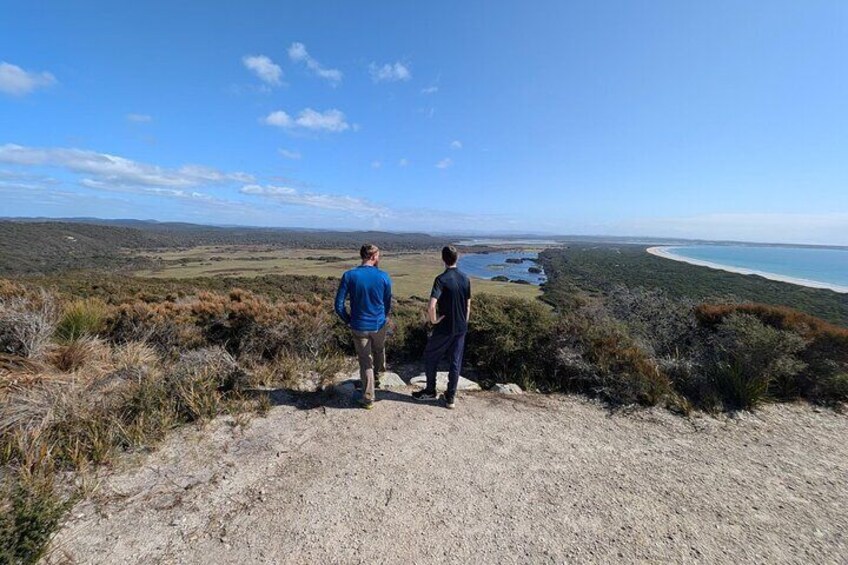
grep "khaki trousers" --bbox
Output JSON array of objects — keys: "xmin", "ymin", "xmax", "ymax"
[{"xmin": 351, "ymin": 325, "xmax": 387, "ymax": 403}]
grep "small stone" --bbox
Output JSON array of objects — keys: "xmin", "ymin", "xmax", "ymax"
[{"xmin": 491, "ymin": 383, "xmax": 523, "ymax": 394}]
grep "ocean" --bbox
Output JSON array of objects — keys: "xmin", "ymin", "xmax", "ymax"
[{"xmin": 664, "ymin": 245, "xmax": 848, "ymax": 289}]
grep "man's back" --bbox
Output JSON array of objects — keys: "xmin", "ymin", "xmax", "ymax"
[
  {"xmin": 335, "ymin": 265, "xmax": 392, "ymax": 331},
  {"xmin": 431, "ymin": 268, "xmax": 471, "ymax": 336}
]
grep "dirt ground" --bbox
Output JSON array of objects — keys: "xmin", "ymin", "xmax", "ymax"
[{"xmin": 45, "ymin": 389, "xmax": 848, "ymax": 564}]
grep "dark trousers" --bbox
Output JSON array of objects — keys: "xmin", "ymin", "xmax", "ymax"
[{"xmin": 424, "ymin": 331, "xmax": 466, "ymax": 397}]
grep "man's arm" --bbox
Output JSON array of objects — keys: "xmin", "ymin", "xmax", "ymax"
[
  {"xmin": 334, "ymin": 273, "xmax": 351, "ymax": 325},
  {"xmin": 428, "ymin": 297, "xmax": 444, "ymax": 325},
  {"xmin": 428, "ymin": 276, "xmax": 444, "ymax": 325},
  {"xmin": 383, "ymin": 274, "xmax": 393, "ymax": 319},
  {"xmin": 466, "ymin": 278, "xmax": 472, "ymax": 322}
]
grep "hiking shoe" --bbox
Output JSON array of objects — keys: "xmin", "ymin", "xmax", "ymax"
[
  {"xmin": 359, "ymin": 399, "xmax": 374, "ymax": 410},
  {"xmin": 442, "ymin": 394, "xmax": 456, "ymax": 410},
  {"xmin": 412, "ymin": 389, "xmax": 437, "ymax": 400}
]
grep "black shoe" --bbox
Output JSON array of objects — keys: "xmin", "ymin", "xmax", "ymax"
[
  {"xmin": 442, "ymin": 393, "xmax": 456, "ymax": 410},
  {"xmin": 412, "ymin": 389, "xmax": 437, "ymax": 400}
]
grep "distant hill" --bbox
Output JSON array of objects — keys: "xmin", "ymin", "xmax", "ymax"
[{"xmin": 0, "ymin": 220, "xmax": 443, "ymax": 275}]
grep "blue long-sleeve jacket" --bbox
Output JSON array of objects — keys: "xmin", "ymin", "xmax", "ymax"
[{"xmin": 334, "ymin": 265, "xmax": 392, "ymax": 331}]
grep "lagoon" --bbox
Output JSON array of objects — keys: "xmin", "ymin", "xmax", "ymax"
[{"xmin": 459, "ymin": 251, "xmax": 546, "ymax": 285}]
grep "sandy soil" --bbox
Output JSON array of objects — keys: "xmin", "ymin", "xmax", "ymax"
[{"xmin": 45, "ymin": 389, "xmax": 848, "ymax": 564}]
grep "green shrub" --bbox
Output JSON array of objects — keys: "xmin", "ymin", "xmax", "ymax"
[
  {"xmin": 0, "ymin": 474, "xmax": 76, "ymax": 565},
  {"xmin": 466, "ymin": 295, "xmax": 555, "ymax": 388},
  {"xmin": 55, "ymin": 299, "xmax": 108, "ymax": 342},
  {"xmin": 707, "ymin": 313, "xmax": 807, "ymax": 408},
  {"xmin": 552, "ymin": 311, "xmax": 673, "ymax": 406}
]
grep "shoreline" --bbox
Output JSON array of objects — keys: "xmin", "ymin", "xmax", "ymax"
[{"xmin": 646, "ymin": 246, "xmax": 848, "ymax": 294}]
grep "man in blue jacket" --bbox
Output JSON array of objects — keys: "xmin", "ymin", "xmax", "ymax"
[{"xmin": 334, "ymin": 243, "xmax": 393, "ymax": 409}]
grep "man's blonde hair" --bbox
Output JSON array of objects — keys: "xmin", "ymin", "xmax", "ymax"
[{"xmin": 360, "ymin": 243, "xmax": 380, "ymax": 260}]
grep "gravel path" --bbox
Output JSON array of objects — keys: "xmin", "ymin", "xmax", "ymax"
[{"xmin": 46, "ymin": 389, "xmax": 848, "ymax": 564}]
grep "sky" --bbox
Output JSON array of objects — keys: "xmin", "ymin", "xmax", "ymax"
[{"xmin": 1, "ymin": 1, "xmax": 847, "ymax": 244}]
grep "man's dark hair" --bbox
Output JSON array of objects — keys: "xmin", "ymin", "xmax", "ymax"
[
  {"xmin": 441, "ymin": 245, "xmax": 459, "ymax": 266},
  {"xmin": 360, "ymin": 243, "xmax": 380, "ymax": 260}
]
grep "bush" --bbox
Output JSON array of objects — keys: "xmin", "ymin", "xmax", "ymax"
[
  {"xmin": 551, "ymin": 311, "xmax": 673, "ymax": 406},
  {"xmin": 0, "ymin": 293, "xmax": 59, "ymax": 358},
  {"xmin": 706, "ymin": 313, "xmax": 807, "ymax": 409},
  {"xmin": 0, "ymin": 473, "xmax": 76, "ymax": 565},
  {"xmin": 55, "ymin": 298, "xmax": 108, "ymax": 342},
  {"xmin": 466, "ymin": 295, "xmax": 556, "ymax": 388},
  {"xmin": 605, "ymin": 285, "xmax": 699, "ymax": 357}
]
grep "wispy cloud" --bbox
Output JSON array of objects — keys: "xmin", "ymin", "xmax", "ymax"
[
  {"xmin": 0, "ymin": 144, "xmax": 253, "ymax": 189},
  {"xmin": 369, "ymin": 61, "xmax": 411, "ymax": 83},
  {"xmin": 127, "ymin": 113, "xmax": 153, "ymax": 123},
  {"xmin": 421, "ymin": 85, "xmax": 438, "ymax": 95},
  {"xmin": 0, "ymin": 62, "xmax": 56, "ymax": 96},
  {"xmin": 263, "ymin": 108, "xmax": 350, "ymax": 133},
  {"xmin": 288, "ymin": 42, "xmax": 342, "ymax": 86},
  {"xmin": 450, "ymin": 140, "xmax": 462, "ymax": 150},
  {"xmin": 240, "ymin": 184, "xmax": 388, "ymax": 216},
  {"xmin": 371, "ymin": 160, "xmax": 382, "ymax": 169},
  {"xmin": 278, "ymin": 148, "xmax": 302, "ymax": 160},
  {"xmin": 435, "ymin": 158, "xmax": 452, "ymax": 169},
  {"xmin": 398, "ymin": 158, "xmax": 409, "ymax": 167},
  {"xmin": 242, "ymin": 55, "xmax": 283, "ymax": 86}
]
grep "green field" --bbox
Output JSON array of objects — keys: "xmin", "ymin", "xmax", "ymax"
[{"xmin": 135, "ymin": 246, "xmax": 541, "ymax": 300}]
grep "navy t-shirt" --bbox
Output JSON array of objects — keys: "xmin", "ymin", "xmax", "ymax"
[{"xmin": 430, "ymin": 268, "xmax": 471, "ymax": 336}]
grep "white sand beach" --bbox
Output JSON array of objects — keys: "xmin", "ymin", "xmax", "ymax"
[{"xmin": 646, "ymin": 246, "xmax": 848, "ymax": 294}]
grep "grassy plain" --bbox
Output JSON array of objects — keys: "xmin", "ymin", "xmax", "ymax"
[{"xmin": 134, "ymin": 246, "xmax": 541, "ymax": 300}]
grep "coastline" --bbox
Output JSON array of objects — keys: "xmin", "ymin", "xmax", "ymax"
[{"xmin": 646, "ymin": 246, "xmax": 848, "ymax": 294}]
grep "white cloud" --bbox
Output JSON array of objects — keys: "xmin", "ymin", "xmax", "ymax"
[
  {"xmin": 0, "ymin": 143, "xmax": 254, "ymax": 189},
  {"xmin": 242, "ymin": 55, "xmax": 283, "ymax": 86},
  {"xmin": 0, "ymin": 62, "xmax": 56, "ymax": 96},
  {"xmin": 287, "ymin": 42, "xmax": 342, "ymax": 85},
  {"xmin": 371, "ymin": 160, "xmax": 382, "ymax": 169},
  {"xmin": 264, "ymin": 110, "xmax": 292, "ymax": 128},
  {"xmin": 263, "ymin": 108, "xmax": 350, "ymax": 132},
  {"xmin": 278, "ymin": 148, "xmax": 302, "ymax": 160},
  {"xmin": 450, "ymin": 140, "xmax": 462, "ymax": 150},
  {"xmin": 127, "ymin": 113, "xmax": 152, "ymax": 123},
  {"xmin": 398, "ymin": 158, "xmax": 409, "ymax": 167},
  {"xmin": 369, "ymin": 61, "xmax": 411, "ymax": 83},
  {"xmin": 421, "ymin": 85, "xmax": 438, "ymax": 95},
  {"xmin": 435, "ymin": 158, "xmax": 452, "ymax": 169},
  {"xmin": 240, "ymin": 184, "xmax": 387, "ymax": 215}
]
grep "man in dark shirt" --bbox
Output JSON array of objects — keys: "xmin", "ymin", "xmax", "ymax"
[
  {"xmin": 334, "ymin": 243, "xmax": 393, "ymax": 409},
  {"xmin": 413, "ymin": 245, "xmax": 471, "ymax": 409}
]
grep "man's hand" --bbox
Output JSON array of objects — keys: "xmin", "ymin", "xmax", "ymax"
[{"xmin": 434, "ymin": 315, "xmax": 445, "ymax": 324}]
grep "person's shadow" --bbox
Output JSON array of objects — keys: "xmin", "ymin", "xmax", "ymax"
[{"xmin": 245, "ymin": 377, "xmax": 436, "ymax": 412}]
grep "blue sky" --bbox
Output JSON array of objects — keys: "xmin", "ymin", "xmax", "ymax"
[{"xmin": 1, "ymin": 1, "xmax": 847, "ymax": 244}]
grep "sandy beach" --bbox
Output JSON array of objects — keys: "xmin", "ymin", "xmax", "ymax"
[{"xmin": 646, "ymin": 246, "xmax": 848, "ymax": 294}]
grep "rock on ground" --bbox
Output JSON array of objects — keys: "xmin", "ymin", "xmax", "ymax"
[
  {"xmin": 491, "ymin": 383, "xmax": 523, "ymax": 394},
  {"xmin": 45, "ymin": 393, "xmax": 848, "ymax": 564},
  {"xmin": 409, "ymin": 372, "xmax": 481, "ymax": 391}
]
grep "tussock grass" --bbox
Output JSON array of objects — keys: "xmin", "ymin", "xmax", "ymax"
[{"xmin": 55, "ymin": 299, "xmax": 108, "ymax": 342}]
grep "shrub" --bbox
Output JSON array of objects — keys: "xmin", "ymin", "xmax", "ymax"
[
  {"xmin": 466, "ymin": 295, "xmax": 555, "ymax": 388},
  {"xmin": 604, "ymin": 285, "xmax": 699, "ymax": 357},
  {"xmin": 0, "ymin": 472, "xmax": 76, "ymax": 565},
  {"xmin": 0, "ymin": 293, "xmax": 59, "ymax": 358},
  {"xmin": 552, "ymin": 312, "xmax": 673, "ymax": 406},
  {"xmin": 55, "ymin": 298, "xmax": 108, "ymax": 342},
  {"xmin": 706, "ymin": 313, "xmax": 807, "ymax": 408}
]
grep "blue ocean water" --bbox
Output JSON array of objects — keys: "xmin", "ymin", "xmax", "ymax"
[
  {"xmin": 458, "ymin": 251, "xmax": 546, "ymax": 285},
  {"xmin": 667, "ymin": 245, "xmax": 848, "ymax": 288}
]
